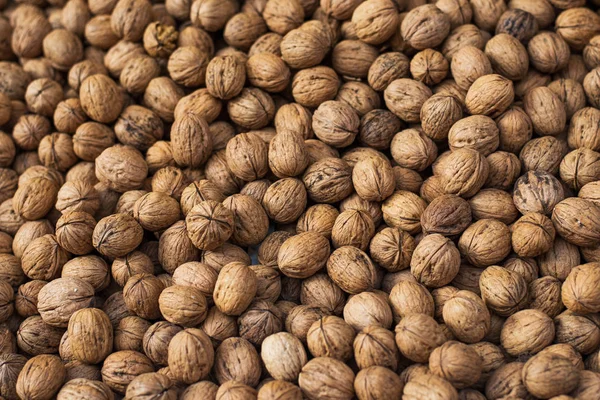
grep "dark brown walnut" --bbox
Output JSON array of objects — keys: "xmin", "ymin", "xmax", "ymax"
[
  {"xmin": 500, "ymin": 309, "xmax": 554, "ymax": 356},
  {"xmin": 495, "ymin": 8, "xmax": 538, "ymax": 42},
  {"xmin": 167, "ymin": 328, "xmax": 214, "ymax": 384},
  {"xmin": 16, "ymin": 315, "xmax": 63, "ymax": 355},
  {"xmin": 22, "ymin": 234, "xmax": 69, "ymax": 281},
  {"xmin": 367, "ymin": 52, "xmax": 410, "ymax": 92},
  {"xmin": 113, "ymin": 105, "xmax": 163, "ymax": 152},
  {"xmin": 485, "ymin": 362, "xmax": 528, "ymax": 400},
  {"xmin": 421, "ymin": 195, "xmax": 472, "ymax": 237},
  {"xmin": 513, "ymin": 170, "xmax": 564, "ymax": 215},
  {"xmin": 303, "ymin": 157, "xmax": 353, "ymax": 203},
  {"xmin": 56, "ymin": 211, "xmax": 96, "ymax": 255},
  {"xmin": 92, "ymin": 213, "xmax": 143, "ymax": 258},
  {"xmin": 479, "ymin": 266, "xmax": 528, "ymax": 316},
  {"xmin": 238, "ymin": 300, "xmax": 283, "ymax": 345},
  {"xmin": 101, "ymin": 350, "xmax": 154, "ymax": 394},
  {"xmin": 520, "ymin": 136, "xmax": 568, "ymax": 175},
  {"xmin": 395, "ymin": 313, "xmax": 447, "ymax": 363},
  {"xmin": 443, "ymin": 290, "xmax": 490, "ymax": 343}
]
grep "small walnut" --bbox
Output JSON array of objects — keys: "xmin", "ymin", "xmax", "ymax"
[
  {"xmin": 95, "ymin": 145, "xmax": 148, "ymax": 193},
  {"xmin": 443, "ymin": 290, "xmax": 490, "ymax": 343},
  {"xmin": 500, "ymin": 309, "xmax": 554, "ymax": 356},
  {"xmin": 484, "ymin": 362, "xmax": 528, "ymax": 400},
  {"xmin": 465, "ymin": 74, "xmax": 514, "ymax": 117},
  {"xmin": 213, "ymin": 262, "xmax": 257, "ymax": 316},
  {"xmin": 524, "ymin": 86, "xmax": 567, "ymax": 137},
  {"xmin": 538, "ymin": 237, "xmax": 580, "ymax": 281},
  {"xmin": 389, "ymin": 280, "xmax": 434, "ymax": 321},
  {"xmin": 326, "ymin": 246, "xmax": 377, "ymax": 294},
  {"xmin": 420, "ymin": 94, "xmax": 463, "ymax": 141},
  {"xmin": 520, "ymin": 136, "xmax": 568, "ymax": 175},
  {"xmin": 448, "ymin": 115, "xmax": 499, "ymax": 155},
  {"xmin": 306, "ymin": 316, "xmax": 354, "ymax": 361},
  {"xmin": 410, "ymin": 49, "xmax": 449, "ymax": 86},
  {"xmin": 369, "ymin": 227, "xmax": 415, "ymax": 273},
  {"xmin": 143, "ymin": 321, "xmax": 182, "ymax": 366},
  {"xmin": 395, "ymin": 313, "xmax": 447, "ymax": 363},
  {"xmin": 367, "ymin": 52, "xmax": 410, "ymax": 92},
  {"xmin": 262, "ymin": 178, "xmax": 307, "ymax": 224},
  {"xmin": 185, "ymin": 200, "xmax": 234, "ymax": 251}
]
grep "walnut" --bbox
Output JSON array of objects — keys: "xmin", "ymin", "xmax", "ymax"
[
  {"xmin": 522, "ymin": 352, "xmax": 580, "ymax": 398},
  {"xmin": 389, "ymin": 280, "xmax": 434, "ymax": 322},
  {"xmin": 562, "ymin": 262, "xmax": 600, "ymax": 314},
  {"xmin": 511, "ymin": 213, "xmax": 556, "ymax": 257},
  {"xmin": 421, "ymin": 195, "xmax": 472, "ymax": 237},
  {"xmin": 298, "ymin": 357, "xmax": 355, "ymax": 400},
  {"xmin": 200, "ymin": 307, "xmax": 238, "ymax": 346},
  {"xmin": 56, "ymin": 378, "xmax": 114, "ymax": 400},
  {"xmin": 167, "ymin": 328, "xmax": 214, "ymax": 384},
  {"xmin": 484, "ymin": 362, "xmax": 528, "ymax": 400},
  {"xmin": 556, "ymin": 7, "xmax": 600, "ymax": 50},
  {"xmin": 296, "ymin": 204, "xmax": 339, "ymax": 239},
  {"xmin": 213, "ymin": 262, "xmax": 257, "ymax": 316},
  {"xmin": 369, "ymin": 227, "xmax": 415, "ymax": 273},
  {"xmin": 520, "ymin": 136, "xmax": 568, "ymax": 175},
  {"xmin": 367, "ymin": 52, "xmax": 410, "ymax": 92},
  {"xmin": 401, "ymin": 4, "xmax": 451, "ymax": 50},
  {"xmin": 92, "ymin": 213, "xmax": 143, "ymax": 258},
  {"xmin": 303, "ymin": 157, "xmax": 353, "ymax": 203},
  {"xmin": 495, "ymin": 106, "xmax": 533, "ymax": 153},
  {"xmin": 395, "ymin": 313, "xmax": 447, "ymax": 363},
  {"xmin": 159, "ymin": 285, "xmax": 208, "ymax": 327},
  {"xmin": 67, "ymin": 308, "xmax": 113, "ymax": 364},
  {"xmin": 458, "ymin": 219, "xmax": 511, "ymax": 267},
  {"xmin": 278, "ymin": 232, "xmax": 330, "ymax": 279},
  {"xmin": 500, "ymin": 309, "xmax": 554, "ymax": 356},
  {"xmin": 429, "ymin": 341, "xmax": 482, "ymax": 389},
  {"xmin": 16, "ymin": 355, "xmax": 65, "ymax": 400},
  {"xmin": 213, "ymin": 337, "xmax": 260, "ymax": 386},
  {"xmin": 441, "ymin": 24, "xmax": 487, "ymax": 61},
  {"xmin": 21, "ymin": 236, "xmax": 67, "ymax": 281},
  {"xmin": 123, "ymin": 274, "xmax": 164, "ymax": 320},
  {"xmin": 384, "ymin": 79, "xmax": 432, "ymax": 123},
  {"xmin": 143, "ymin": 321, "xmax": 182, "ymax": 366},
  {"xmin": 465, "ymin": 74, "xmax": 514, "ymax": 117},
  {"xmin": 410, "ymin": 234, "xmax": 461, "ymax": 288},
  {"xmin": 262, "ymin": 178, "xmax": 307, "ymax": 224},
  {"xmin": 443, "ymin": 290, "xmax": 490, "ymax": 343},
  {"xmin": 524, "ymin": 86, "xmax": 567, "ymax": 137},
  {"xmin": 436, "ymin": 148, "xmax": 489, "ymax": 198},
  {"xmin": 552, "ymin": 198, "xmax": 600, "ymax": 247},
  {"xmin": 101, "ymin": 350, "xmax": 154, "ymax": 394},
  {"xmin": 479, "ymin": 266, "xmax": 528, "ymax": 316},
  {"xmin": 55, "ymin": 211, "xmax": 96, "ymax": 255},
  {"xmin": 114, "ymin": 316, "xmax": 151, "ymax": 352}
]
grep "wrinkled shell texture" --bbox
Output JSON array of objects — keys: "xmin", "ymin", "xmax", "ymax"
[{"xmin": 2, "ymin": 0, "xmax": 600, "ymax": 398}]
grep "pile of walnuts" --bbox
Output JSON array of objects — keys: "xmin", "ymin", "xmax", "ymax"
[{"xmin": 3, "ymin": 0, "xmax": 600, "ymax": 398}]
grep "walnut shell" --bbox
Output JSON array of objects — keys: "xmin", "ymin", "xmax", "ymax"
[
  {"xmin": 167, "ymin": 328, "xmax": 214, "ymax": 384},
  {"xmin": 16, "ymin": 355, "xmax": 66, "ymax": 400},
  {"xmin": 500, "ymin": 309, "xmax": 554, "ymax": 356},
  {"xmin": 443, "ymin": 290, "xmax": 490, "ymax": 343},
  {"xmin": 395, "ymin": 313, "xmax": 447, "ymax": 363},
  {"xmin": 298, "ymin": 357, "xmax": 355, "ymax": 400}
]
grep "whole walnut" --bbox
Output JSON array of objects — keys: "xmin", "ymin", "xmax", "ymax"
[
  {"xmin": 436, "ymin": 148, "xmax": 489, "ymax": 198},
  {"xmin": 520, "ymin": 136, "xmax": 568, "ymax": 175},
  {"xmin": 37, "ymin": 278, "xmax": 94, "ymax": 328},
  {"xmin": 101, "ymin": 350, "xmax": 154, "ymax": 394},
  {"xmin": 280, "ymin": 21, "xmax": 332, "ymax": 70},
  {"xmin": 214, "ymin": 337, "xmax": 261, "ymax": 386},
  {"xmin": 92, "ymin": 213, "xmax": 143, "ymax": 258},
  {"xmin": 500, "ymin": 309, "xmax": 555, "ymax": 356},
  {"xmin": 479, "ymin": 266, "xmax": 528, "ymax": 316},
  {"xmin": 389, "ymin": 280, "xmax": 434, "ymax": 321},
  {"xmin": 384, "ymin": 79, "xmax": 432, "ymax": 123},
  {"xmin": 429, "ymin": 341, "xmax": 482, "ymax": 389},
  {"xmin": 465, "ymin": 74, "xmax": 514, "ymax": 117},
  {"xmin": 395, "ymin": 313, "xmax": 447, "ymax": 363},
  {"xmin": 562, "ymin": 263, "xmax": 600, "ymax": 314},
  {"xmin": 382, "ymin": 191, "xmax": 427, "ymax": 234},
  {"xmin": 303, "ymin": 157, "xmax": 353, "ymax": 203},
  {"xmin": 556, "ymin": 7, "xmax": 600, "ymax": 50},
  {"xmin": 522, "ymin": 352, "xmax": 579, "ymax": 398},
  {"xmin": 185, "ymin": 200, "xmax": 234, "ymax": 251},
  {"xmin": 552, "ymin": 198, "xmax": 600, "ymax": 247},
  {"xmin": 369, "ymin": 227, "xmax": 415, "ymax": 272},
  {"xmin": 220, "ymin": 195, "xmax": 268, "ymax": 246},
  {"xmin": 12, "ymin": 177, "xmax": 58, "ymax": 220},
  {"xmin": 125, "ymin": 373, "xmax": 177, "ymax": 400},
  {"xmin": 528, "ymin": 276, "xmax": 563, "ymax": 317},
  {"xmin": 343, "ymin": 291, "xmax": 392, "ymax": 331},
  {"xmin": 159, "ymin": 285, "xmax": 208, "ymax": 327},
  {"xmin": 441, "ymin": 24, "xmax": 487, "ymax": 60},
  {"xmin": 511, "ymin": 213, "xmax": 555, "ymax": 257},
  {"xmin": 56, "ymin": 378, "xmax": 114, "ymax": 400},
  {"xmin": 524, "ymin": 86, "xmax": 567, "ymax": 137},
  {"xmin": 261, "ymin": 332, "xmax": 307, "ymax": 382},
  {"xmin": 331, "ymin": 210, "xmax": 374, "ymax": 251},
  {"xmin": 38, "ymin": 133, "xmax": 78, "ymax": 172},
  {"xmin": 68, "ymin": 308, "xmax": 113, "ymax": 364},
  {"xmin": 16, "ymin": 315, "xmax": 63, "ymax": 355},
  {"xmin": 298, "ymin": 357, "xmax": 355, "ymax": 400},
  {"xmin": 306, "ymin": 316, "xmax": 354, "ymax": 361},
  {"xmin": 353, "ymin": 325, "xmax": 399, "ymax": 370},
  {"xmin": 560, "ymin": 148, "xmax": 600, "ymax": 190},
  {"xmin": 114, "ymin": 316, "xmax": 151, "ymax": 352},
  {"xmin": 401, "ymin": 5, "xmax": 451, "ymax": 50},
  {"xmin": 296, "ymin": 204, "xmax": 339, "ymax": 239},
  {"xmin": 327, "ymin": 246, "xmax": 377, "ymax": 294},
  {"xmin": 513, "ymin": 170, "xmax": 564, "ymax": 215},
  {"xmin": 16, "ymin": 355, "xmax": 66, "ymax": 400},
  {"xmin": 403, "ymin": 372, "xmax": 459, "ymax": 400},
  {"xmin": 213, "ymin": 262, "xmax": 257, "ymax": 316},
  {"xmin": 485, "ymin": 362, "xmax": 528, "ymax": 400},
  {"xmin": 167, "ymin": 328, "xmax": 214, "ymax": 384},
  {"xmin": 143, "ymin": 321, "xmax": 182, "ymax": 366},
  {"xmin": 410, "ymin": 234, "xmax": 460, "ymax": 288},
  {"xmin": 485, "ymin": 33, "xmax": 529, "ymax": 81},
  {"xmin": 495, "ymin": 106, "xmax": 533, "ymax": 154},
  {"xmin": 443, "ymin": 290, "xmax": 490, "ymax": 343},
  {"xmin": 262, "ymin": 178, "xmax": 307, "ymax": 224},
  {"xmin": 458, "ymin": 219, "xmax": 511, "ymax": 267},
  {"xmin": 469, "ymin": 189, "xmax": 518, "ymax": 224},
  {"xmin": 419, "ymin": 94, "xmax": 463, "ymax": 142},
  {"xmin": 123, "ymin": 274, "xmax": 164, "ymax": 320},
  {"xmin": 538, "ymin": 237, "xmax": 580, "ymax": 281}
]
